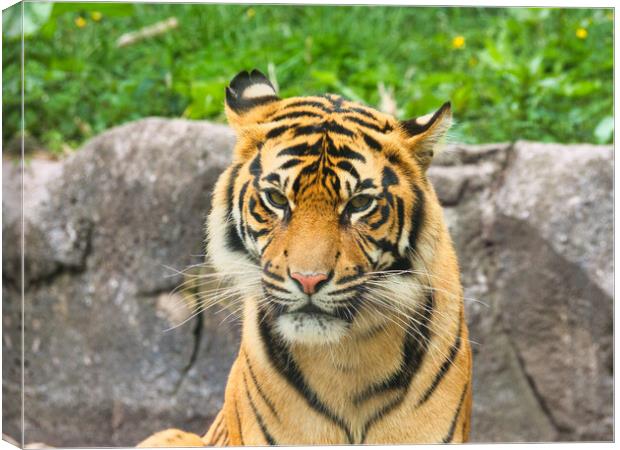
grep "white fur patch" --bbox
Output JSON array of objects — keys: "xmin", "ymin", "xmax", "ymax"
[
  {"xmin": 242, "ymin": 83, "xmax": 276, "ymax": 99},
  {"xmin": 415, "ymin": 111, "xmax": 435, "ymax": 126},
  {"xmin": 275, "ymin": 313, "xmax": 349, "ymax": 345},
  {"xmin": 206, "ymin": 190, "xmax": 262, "ymax": 295}
]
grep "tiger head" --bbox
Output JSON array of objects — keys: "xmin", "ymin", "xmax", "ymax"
[{"xmin": 207, "ymin": 70, "xmax": 452, "ymax": 345}]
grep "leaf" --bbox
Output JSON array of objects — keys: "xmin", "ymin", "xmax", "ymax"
[{"xmin": 594, "ymin": 116, "xmax": 613, "ymax": 144}]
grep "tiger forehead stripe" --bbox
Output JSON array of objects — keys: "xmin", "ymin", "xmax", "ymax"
[{"xmin": 277, "ymin": 95, "xmax": 386, "ymax": 125}]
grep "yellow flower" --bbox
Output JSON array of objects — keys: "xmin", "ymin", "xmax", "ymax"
[
  {"xmin": 74, "ymin": 16, "xmax": 87, "ymax": 28},
  {"xmin": 246, "ymin": 8, "xmax": 255, "ymax": 18},
  {"xmin": 452, "ymin": 35, "xmax": 465, "ymax": 49},
  {"xmin": 576, "ymin": 27, "xmax": 588, "ymax": 39},
  {"xmin": 90, "ymin": 11, "xmax": 102, "ymax": 22}
]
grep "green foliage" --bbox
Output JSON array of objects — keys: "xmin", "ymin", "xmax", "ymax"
[{"xmin": 2, "ymin": 3, "xmax": 614, "ymax": 151}]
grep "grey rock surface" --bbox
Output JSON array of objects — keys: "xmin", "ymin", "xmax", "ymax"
[
  {"xmin": 429, "ymin": 141, "xmax": 613, "ymax": 442},
  {"xmin": 3, "ymin": 119, "xmax": 239, "ymax": 447},
  {"xmin": 2, "ymin": 121, "xmax": 613, "ymax": 445}
]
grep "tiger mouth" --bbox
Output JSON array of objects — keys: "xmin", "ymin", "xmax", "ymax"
[{"xmin": 286, "ymin": 302, "xmax": 336, "ymax": 318}]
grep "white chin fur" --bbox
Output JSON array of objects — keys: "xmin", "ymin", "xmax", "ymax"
[{"xmin": 275, "ymin": 313, "xmax": 349, "ymax": 345}]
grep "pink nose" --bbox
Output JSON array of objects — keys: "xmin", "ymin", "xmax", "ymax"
[{"xmin": 290, "ymin": 272, "xmax": 329, "ymax": 294}]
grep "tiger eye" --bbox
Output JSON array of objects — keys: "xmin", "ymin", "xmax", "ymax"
[
  {"xmin": 266, "ymin": 190, "xmax": 288, "ymax": 209},
  {"xmin": 349, "ymin": 195, "xmax": 373, "ymax": 212}
]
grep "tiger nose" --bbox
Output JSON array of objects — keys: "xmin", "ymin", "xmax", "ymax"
[{"xmin": 290, "ymin": 272, "xmax": 329, "ymax": 295}]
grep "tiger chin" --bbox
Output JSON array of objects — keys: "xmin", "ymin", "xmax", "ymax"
[{"xmin": 138, "ymin": 69, "xmax": 472, "ymax": 447}]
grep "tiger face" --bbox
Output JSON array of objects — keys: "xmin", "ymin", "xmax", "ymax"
[{"xmin": 207, "ymin": 70, "xmax": 451, "ymax": 345}]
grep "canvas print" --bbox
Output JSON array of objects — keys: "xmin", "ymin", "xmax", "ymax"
[{"xmin": 2, "ymin": 2, "xmax": 613, "ymax": 447}]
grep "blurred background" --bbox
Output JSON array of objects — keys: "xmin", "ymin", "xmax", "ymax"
[
  {"xmin": 1, "ymin": 2, "xmax": 614, "ymax": 447},
  {"xmin": 2, "ymin": 3, "xmax": 614, "ymax": 156}
]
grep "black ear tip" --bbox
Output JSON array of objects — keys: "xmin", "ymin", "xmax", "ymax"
[
  {"xmin": 250, "ymin": 69, "xmax": 268, "ymax": 79},
  {"xmin": 228, "ymin": 70, "xmax": 251, "ymax": 89},
  {"xmin": 225, "ymin": 68, "xmax": 279, "ymax": 112},
  {"xmin": 225, "ymin": 86, "xmax": 236, "ymax": 101},
  {"xmin": 441, "ymin": 101, "xmax": 452, "ymax": 112}
]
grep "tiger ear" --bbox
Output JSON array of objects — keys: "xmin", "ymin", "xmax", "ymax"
[
  {"xmin": 400, "ymin": 102, "xmax": 452, "ymax": 171},
  {"xmin": 225, "ymin": 69, "xmax": 280, "ymax": 130}
]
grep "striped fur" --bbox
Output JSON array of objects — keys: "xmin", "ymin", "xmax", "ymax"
[{"xmin": 137, "ymin": 69, "xmax": 472, "ymax": 447}]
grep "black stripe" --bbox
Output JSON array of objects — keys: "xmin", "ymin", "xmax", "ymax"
[
  {"xmin": 263, "ymin": 173, "xmax": 280, "ymax": 184},
  {"xmin": 294, "ymin": 120, "xmax": 355, "ymax": 138},
  {"xmin": 266, "ymin": 123, "xmax": 295, "ymax": 140},
  {"xmin": 355, "ymin": 292, "xmax": 435, "ymax": 405},
  {"xmin": 262, "ymin": 280, "xmax": 291, "ymax": 294},
  {"xmin": 362, "ymin": 132, "xmax": 382, "ymax": 151},
  {"xmin": 408, "ymin": 185, "xmax": 426, "ymax": 252},
  {"xmin": 243, "ymin": 372, "xmax": 277, "ymax": 445},
  {"xmin": 382, "ymin": 166, "xmax": 399, "ymax": 187},
  {"xmin": 271, "ymin": 110, "xmax": 322, "ymax": 121},
  {"xmin": 329, "ymin": 143, "xmax": 366, "ymax": 163},
  {"xmin": 225, "ymin": 165, "xmax": 249, "ymax": 255},
  {"xmin": 212, "ymin": 419, "xmax": 225, "ymax": 444},
  {"xmin": 234, "ymin": 397, "xmax": 245, "ymax": 445},
  {"xmin": 335, "ymin": 268, "xmax": 364, "ymax": 285},
  {"xmin": 385, "ymin": 152, "xmax": 401, "ymax": 165},
  {"xmin": 368, "ymin": 204, "xmax": 390, "ymax": 230},
  {"xmin": 360, "ymin": 392, "xmax": 405, "ymax": 443},
  {"xmin": 394, "ymin": 196, "xmax": 405, "ymax": 245},
  {"xmin": 210, "ymin": 414, "xmax": 224, "ymax": 443},
  {"xmin": 442, "ymin": 383, "xmax": 469, "ymax": 443},
  {"xmin": 226, "ymin": 89, "xmax": 278, "ymax": 113},
  {"xmin": 249, "ymin": 197, "xmax": 268, "ymax": 224},
  {"xmin": 257, "ymin": 308, "xmax": 354, "ymax": 443},
  {"xmin": 249, "ymin": 153, "xmax": 262, "ymax": 177},
  {"xmin": 355, "ymin": 239, "xmax": 375, "ymax": 266},
  {"xmin": 359, "ymin": 295, "xmax": 435, "ymax": 443},
  {"xmin": 417, "ymin": 312, "xmax": 464, "ymax": 407},
  {"xmin": 350, "ymin": 106, "xmax": 381, "ymax": 122},
  {"xmin": 237, "ymin": 181, "xmax": 250, "ymax": 246},
  {"xmin": 243, "ymin": 351, "xmax": 280, "ymax": 421},
  {"xmin": 343, "ymin": 115, "xmax": 384, "ymax": 132},
  {"xmin": 278, "ymin": 139, "xmax": 322, "ymax": 157},
  {"xmin": 336, "ymin": 160, "xmax": 360, "ymax": 181},
  {"xmin": 291, "ymin": 160, "xmax": 319, "ymax": 194},
  {"xmin": 250, "ymin": 227, "xmax": 270, "ymax": 240},
  {"xmin": 283, "ymin": 99, "xmax": 332, "ymax": 113},
  {"xmin": 328, "ymin": 285, "xmax": 362, "ymax": 297},
  {"xmin": 263, "ymin": 265, "xmax": 285, "ymax": 282},
  {"xmin": 278, "ymin": 158, "xmax": 303, "ymax": 170},
  {"xmin": 366, "ymin": 235, "xmax": 399, "ymax": 255},
  {"xmin": 357, "ymin": 178, "xmax": 376, "ymax": 191}
]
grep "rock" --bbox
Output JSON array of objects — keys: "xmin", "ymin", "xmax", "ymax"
[
  {"xmin": 490, "ymin": 142, "xmax": 613, "ymax": 440},
  {"xmin": 2, "ymin": 124, "xmax": 612, "ymax": 445},
  {"xmin": 434, "ymin": 141, "xmax": 612, "ymax": 442},
  {"xmin": 3, "ymin": 118, "xmax": 240, "ymax": 446}
]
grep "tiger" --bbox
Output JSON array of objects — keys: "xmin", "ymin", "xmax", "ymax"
[{"xmin": 137, "ymin": 69, "xmax": 472, "ymax": 447}]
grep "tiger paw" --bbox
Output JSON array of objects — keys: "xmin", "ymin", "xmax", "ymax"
[{"xmin": 137, "ymin": 428, "xmax": 205, "ymax": 447}]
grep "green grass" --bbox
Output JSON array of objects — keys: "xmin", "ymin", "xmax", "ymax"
[{"xmin": 2, "ymin": 3, "xmax": 614, "ymax": 155}]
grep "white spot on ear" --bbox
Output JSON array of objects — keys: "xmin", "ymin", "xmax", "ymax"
[
  {"xmin": 415, "ymin": 112, "xmax": 435, "ymax": 127},
  {"xmin": 242, "ymin": 83, "xmax": 276, "ymax": 99}
]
